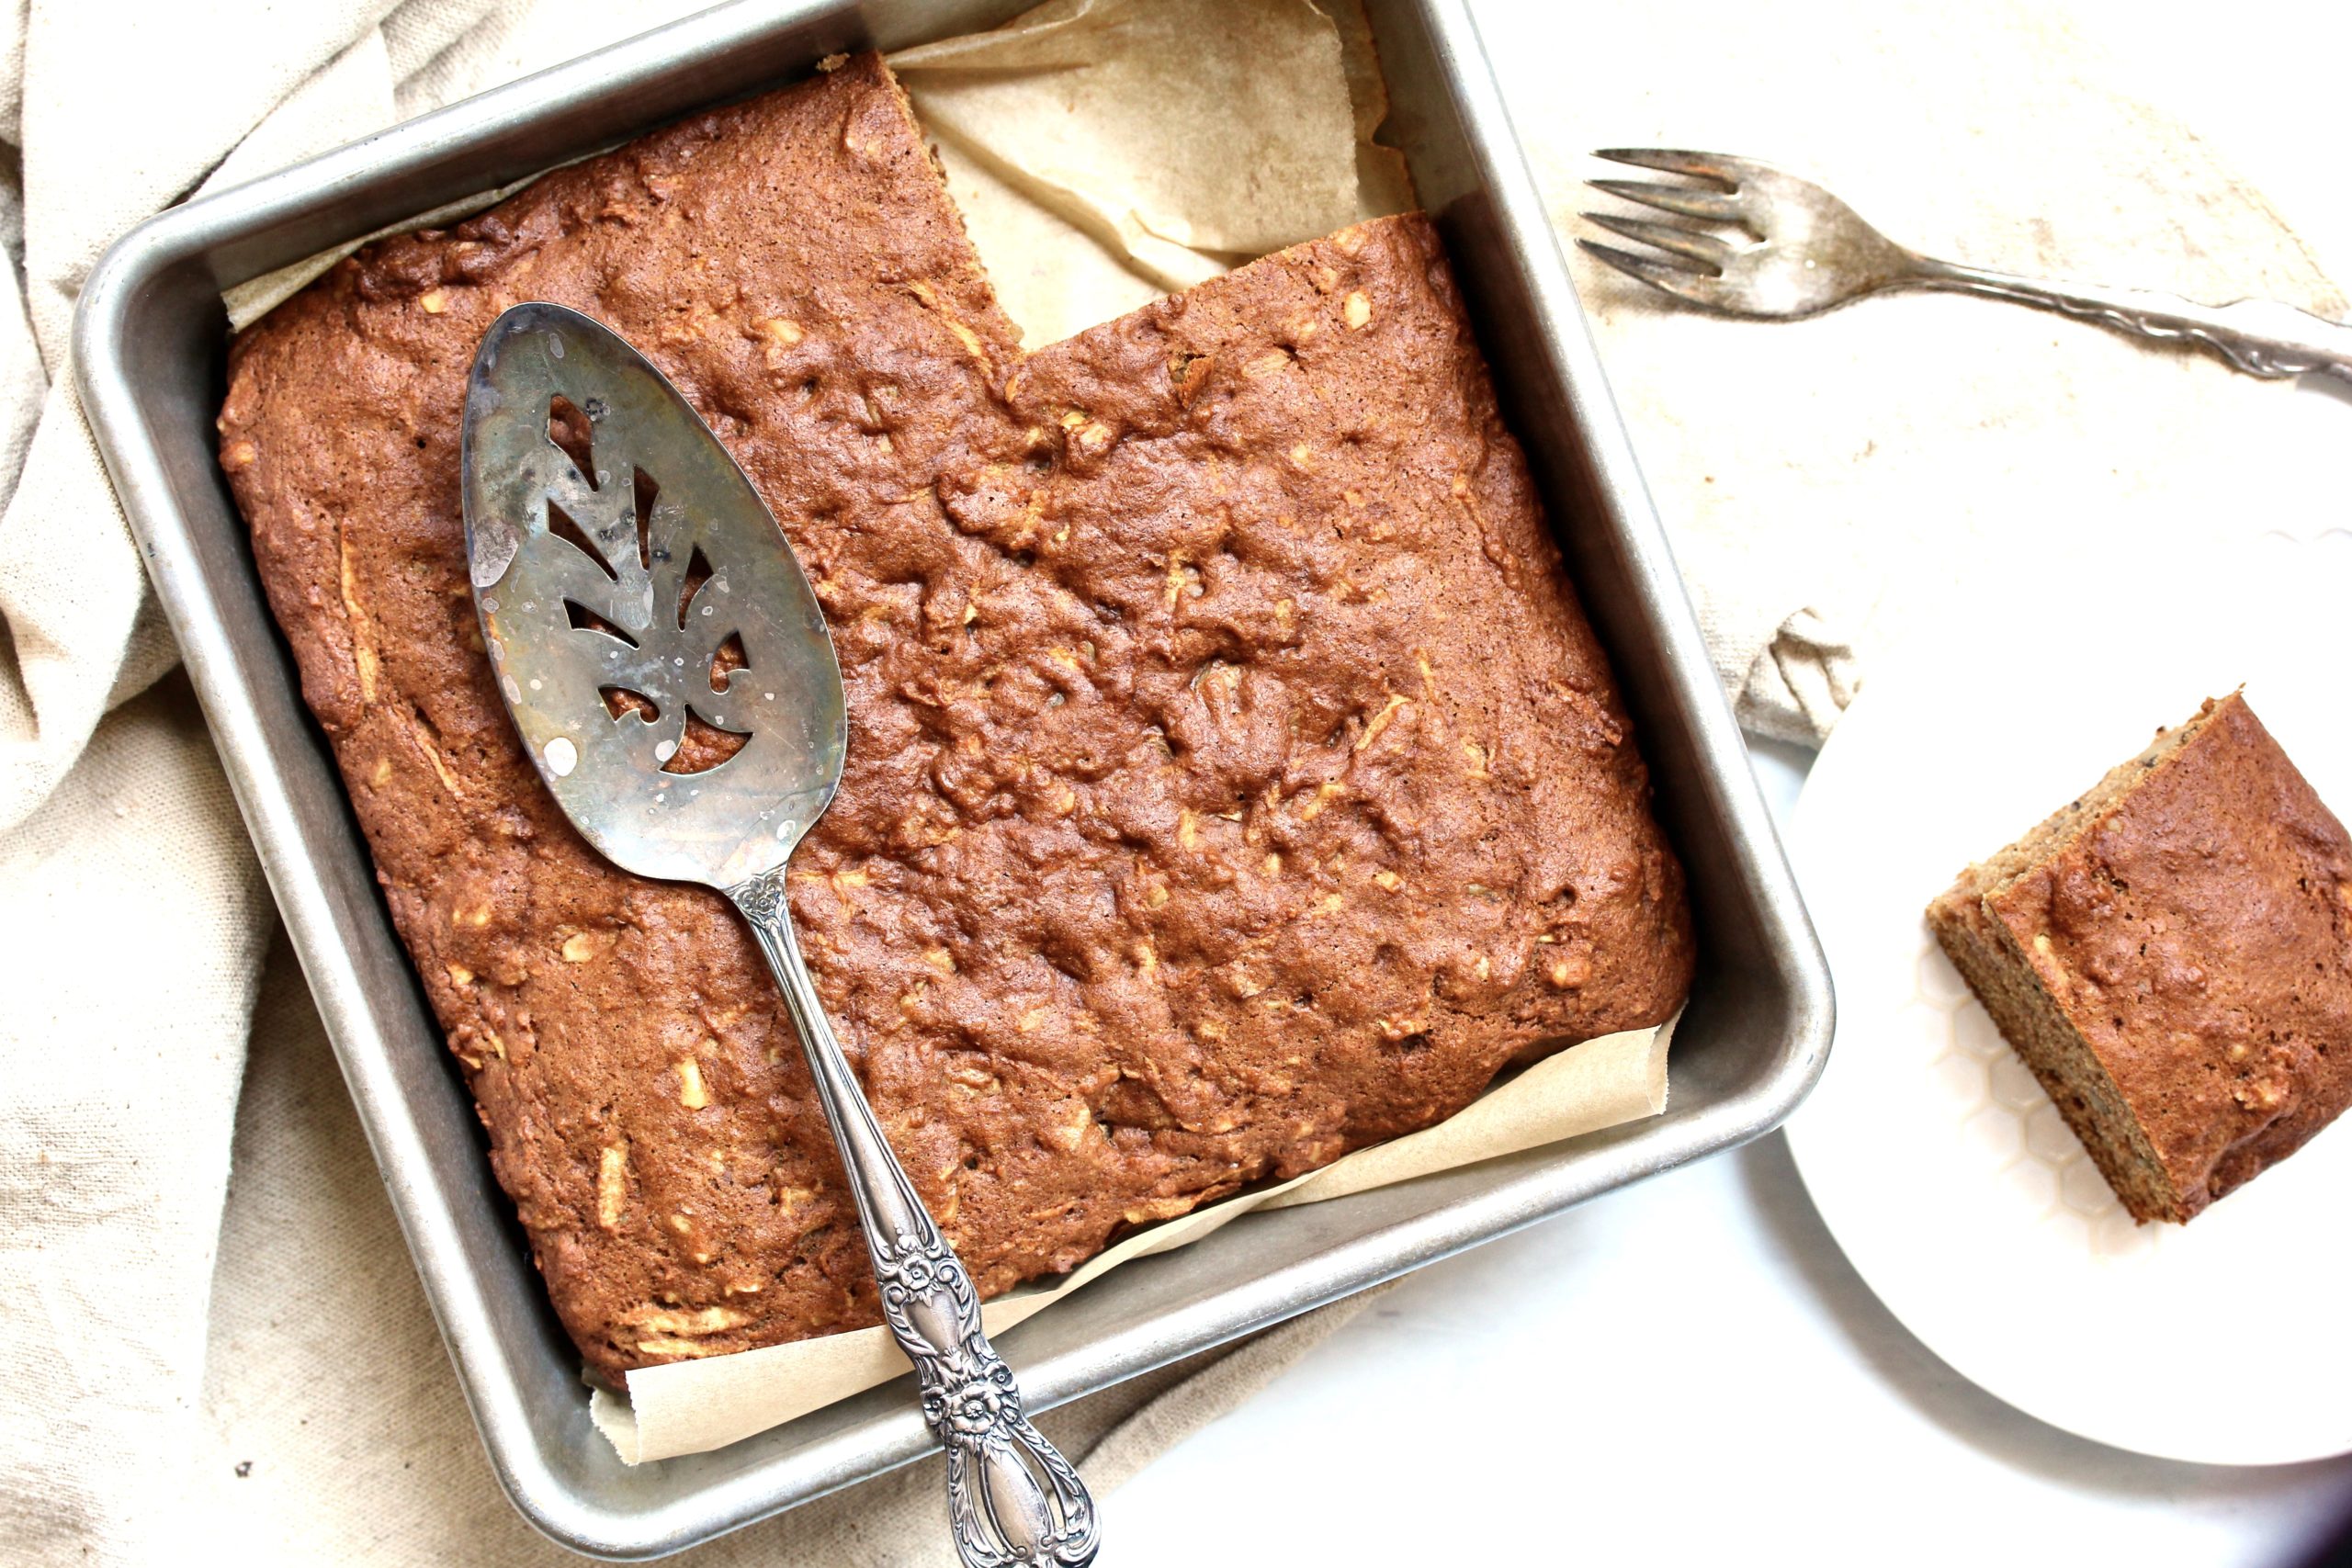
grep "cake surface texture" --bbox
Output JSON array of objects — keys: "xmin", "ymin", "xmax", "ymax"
[
  {"xmin": 217, "ymin": 54, "xmax": 1692, "ymax": 1377},
  {"xmin": 1927, "ymin": 694, "xmax": 2352, "ymax": 1224}
]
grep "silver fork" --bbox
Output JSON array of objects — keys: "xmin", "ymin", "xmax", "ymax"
[{"xmin": 1577, "ymin": 148, "xmax": 2352, "ymax": 386}]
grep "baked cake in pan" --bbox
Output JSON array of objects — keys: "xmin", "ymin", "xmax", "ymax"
[{"xmin": 217, "ymin": 53, "xmax": 1691, "ymax": 1378}]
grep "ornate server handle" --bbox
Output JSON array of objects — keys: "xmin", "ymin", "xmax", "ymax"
[
  {"xmin": 729, "ymin": 869, "xmax": 1099, "ymax": 1568},
  {"xmin": 1909, "ymin": 258, "xmax": 2352, "ymax": 385}
]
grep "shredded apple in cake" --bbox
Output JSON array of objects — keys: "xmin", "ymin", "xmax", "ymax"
[{"xmin": 215, "ymin": 53, "xmax": 1690, "ymax": 1378}]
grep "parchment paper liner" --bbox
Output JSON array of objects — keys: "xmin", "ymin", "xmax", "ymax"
[{"xmin": 596, "ymin": 1018, "xmax": 1672, "ymax": 1461}]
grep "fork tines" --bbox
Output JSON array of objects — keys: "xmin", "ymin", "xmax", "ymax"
[
  {"xmin": 1577, "ymin": 148, "xmax": 1769, "ymax": 307},
  {"xmin": 1588, "ymin": 177, "xmax": 1740, "ymax": 225},
  {"xmin": 1578, "ymin": 210, "xmax": 1727, "ymax": 276},
  {"xmin": 1590, "ymin": 148, "xmax": 1757, "ymax": 183}
]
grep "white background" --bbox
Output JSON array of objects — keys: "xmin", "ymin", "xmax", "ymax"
[{"xmin": 1109, "ymin": 2, "xmax": 2352, "ymax": 1562}]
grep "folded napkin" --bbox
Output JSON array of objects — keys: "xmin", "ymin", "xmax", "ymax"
[{"xmin": 0, "ymin": 0, "xmax": 2339, "ymax": 1563}]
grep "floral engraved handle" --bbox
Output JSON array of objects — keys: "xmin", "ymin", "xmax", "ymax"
[
  {"xmin": 879, "ymin": 1230, "xmax": 1099, "ymax": 1568},
  {"xmin": 1914, "ymin": 260, "xmax": 2352, "ymax": 386},
  {"xmin": 729, "ymin": 868, "xmax": 1098, "ymax": 1568}
]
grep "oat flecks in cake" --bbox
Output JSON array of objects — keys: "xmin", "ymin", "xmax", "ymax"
[
  {"xmin": 215, "ymin": 54, "xmax": 1692, "ymax": 1379},
  {"xmin": 1927, "ymin": 694, "xmax": 2352, "ymax": 1224}
]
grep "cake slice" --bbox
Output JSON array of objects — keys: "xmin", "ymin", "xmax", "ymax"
[{"xmin": 1928, "ymin": 694, "xmax": 2352, "ymax": 1223}]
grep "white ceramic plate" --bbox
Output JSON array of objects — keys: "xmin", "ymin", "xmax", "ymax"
[{"xmin": 1784, "ymin": 530, "xmax": 2352, "ymax": 1465}]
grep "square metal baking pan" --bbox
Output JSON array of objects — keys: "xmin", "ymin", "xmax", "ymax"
[{"xmin": 75, "ymin": 0, "xmax": 1832, "ymax": 1554}]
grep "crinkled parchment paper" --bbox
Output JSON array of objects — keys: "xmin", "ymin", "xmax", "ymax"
[
  {"xmin": 219, "ymin": 0, "xmax": 1676, "ymax": 1466},
  {"xmin": 596, "ymin": 1018, "xmax": 1672, "ymax": 1461},
  {"xmin": 890, "ymin": 0, "xmax": 1411, "ymax": 344}
]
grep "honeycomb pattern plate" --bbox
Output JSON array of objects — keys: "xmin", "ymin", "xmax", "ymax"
[{"xmin": 1784, "ymin": 532, "xmax": 2352, "ymax": 1465}]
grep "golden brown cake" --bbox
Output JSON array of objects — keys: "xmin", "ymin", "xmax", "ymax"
[
  {"xmin": 216, "ymin": 53, "xmax": 1692, "ymax": 1379},
  {"xmin": 1928, "ymin": 694, "xmax": 2352, "ymax": 1224}
]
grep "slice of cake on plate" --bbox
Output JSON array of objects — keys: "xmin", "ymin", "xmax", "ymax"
[{"xmin": 1928, "ymin": 693, "xmax": 2352, "ymax": 1223}]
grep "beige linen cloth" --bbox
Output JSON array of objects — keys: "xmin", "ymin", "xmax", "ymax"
[{"xmin": 0, "ymin": 0, "xmax": 2343, "ymax": 1563}]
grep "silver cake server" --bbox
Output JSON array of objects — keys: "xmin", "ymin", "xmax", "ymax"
[{"xmin": 461, "ymin": 300, "xmax": 1097, "ymax": 1568}]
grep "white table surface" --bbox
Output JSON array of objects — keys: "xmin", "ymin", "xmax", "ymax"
[{"xmin": 1108, "ymin": 4, "xmax": 2352, "ymax": 1557}]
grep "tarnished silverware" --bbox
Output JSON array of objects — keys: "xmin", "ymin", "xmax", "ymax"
[
  {"xmin": 1578, "ymin": 147, "xmax": 2352, "ymax": 385},
  {"xmin": 461, "ymin": 301, "xmax": 1098, "ymax": 1568}
]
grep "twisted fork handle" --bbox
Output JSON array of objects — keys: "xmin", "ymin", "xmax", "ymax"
[
  {"xmin": 1909, "ymin": 257, "xmax": 2352, "ymax": 385},
  {"xmin": 730, "ymin": 868, "xmax": 1099, "ymax": 1568}
]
